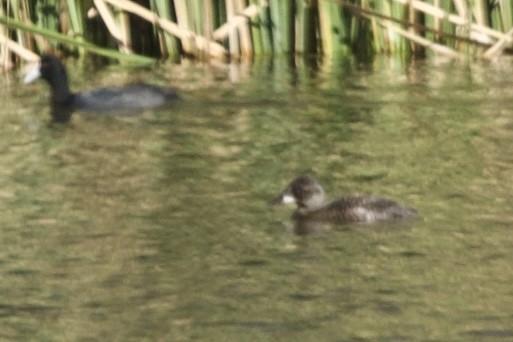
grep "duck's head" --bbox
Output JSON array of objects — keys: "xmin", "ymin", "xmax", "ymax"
[
  {"xmin": 24, "ymin": 54, "xmax": 72, "ymax": 104},
  {"xmin": 24, "ymin": 54, "xmax": 68, "ymax": 86},
  {"xmin": 274, "ymin": 175, "xmax": 327, "ymax": 209}
]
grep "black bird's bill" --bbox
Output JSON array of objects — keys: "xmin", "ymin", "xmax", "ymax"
[{"xmin": 23, "ymin": 62, "xmax": 42, "ymax": 84}]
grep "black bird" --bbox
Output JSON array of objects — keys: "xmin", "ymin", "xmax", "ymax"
[
  {"xmin": 24, "ymin": 54, "xmax": 178, "ymax": 122},
  {"xmin": 274, "ymin": 175, "xmax": 417, "ymax": 224}
]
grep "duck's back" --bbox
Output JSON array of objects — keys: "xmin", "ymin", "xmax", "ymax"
[
  {"xmin": 74, "ymin": 83, "xmax": 178, "ymax": 112},
  {"xmin": 296, "ymin": 196, "xmax": 417, "ymax": 223}
]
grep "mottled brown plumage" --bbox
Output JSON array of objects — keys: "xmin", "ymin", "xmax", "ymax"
[{"xmin": 275, "ymin": 175, "xmax": 417, "ymax": 224}]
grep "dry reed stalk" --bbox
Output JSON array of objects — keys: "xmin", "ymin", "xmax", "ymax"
[
  {"xmin": 248, "ymin": 0, "xmax": 263, "ymax": 55},
  {"xmin": 235, "ymin": 0, "xmax": 253, "ymax": 58},
  {"xmin": 174, "ymin": 0, "xmax": 195, "ymax": 53},
  {"xmin": 226, "ymin": 0, "xmax": 240, "ymax": 58},
  {"xmin": 212, "ymin": 5, "xmax": 259, "ymax": 40},
  {"xmin": 390, "ymin": 25, "xmax": 461, "ymax": 57},
  {"xmin": 393, "ymin": 0, "xmax": 506, "ymax": 44},
  {"xmin": 407, "ymin": 2, "xmax": 416, "ymax": 53},
  {"xmin": 116, "ymin": 10, "xmax": 132, "ymax": 53},
  {"xmin": 0, "ymin": 35, "xmax": 40, "ymax": 61},
  {"xmin": 101, "ymin": 0, "xmax": 226, "ymax": 59},
  {"xmin": 0, "ymin": 4, "xmax": 8, "ymax": 69},
  {"xmin": 483, "ymin": 27, "xmax": 513, "ymax": 59},
  {"xmin": 368, "ymin": 11, "xmax": 463, "ymax": 58},
  {"xmin": 93, "ymin": 0, "xmax": 131, "ymax": 52},
  {"xmin": 471, "ymin": 0, "xmax": 489, "ymax": 27},
  {"xmin": 201, "ymin": 0, "xmax": 213, "ymax": 60},
  {"xmin": 452, "ymin": 0, "xmax": 467, "ymax": 18},
  {"xmin": 318, "ymin": 0, "xmax": 333, "ymax": 55}
]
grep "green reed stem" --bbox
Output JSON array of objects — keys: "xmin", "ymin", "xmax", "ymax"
[{"xmin": 0, "ymin": 15, "xmax": 155, "ymax": 64}]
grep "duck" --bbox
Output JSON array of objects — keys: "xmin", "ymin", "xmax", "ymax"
[
  {"xmin": 23, "ymin": 54, "xmax": 178, "ymax": 122},
  {"xmin": 274, "ymin": 175, "xmax": 417, "ymax": 224}
]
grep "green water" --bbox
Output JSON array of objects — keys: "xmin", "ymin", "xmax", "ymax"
[{"xmin": 1, "ymin": 57, "xmax": 513, "ymax": 341}]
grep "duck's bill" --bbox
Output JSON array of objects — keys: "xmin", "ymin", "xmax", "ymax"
[
  {"xmin": 280, "ymin": 194, "xmax": 296, "ymax": 204},
  {"xmin": 23, "ymin": 63, "xmax": 41, "ymax": 84},
  {"xmin": 269, "ymin": 192, "xmax": 297, "ymax": 206}
]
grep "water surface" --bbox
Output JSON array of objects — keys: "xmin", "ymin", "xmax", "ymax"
[{"xmin": 1, "ymin": 56, "xmax": 513, "ymax": 340}]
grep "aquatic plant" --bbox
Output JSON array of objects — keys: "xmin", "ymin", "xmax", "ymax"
[{"xmin": 1, "ymin": 0, "xmax": 513, "ymax": 69}]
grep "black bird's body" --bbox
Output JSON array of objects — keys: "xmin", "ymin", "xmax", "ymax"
[{"xmin": 24, "ymin": 54, "xmax": 178, "ymax": 122}]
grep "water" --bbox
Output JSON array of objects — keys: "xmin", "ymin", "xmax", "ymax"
[{"xmin": 1, "ymin": 56, "xmax": 513, "ymax": 340}]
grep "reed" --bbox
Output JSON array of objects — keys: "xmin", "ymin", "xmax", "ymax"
[
  {"xmin": 318, "ymin": 0, "xmax": 344, "ymax": 56},
  {"xmin": 2, "ymin": 0, "xmax": 513, "ymax": 70},
  {"xmin": 248, "ymin": 0, "xmax": 263, "ymax": 55},
  {"xmin": 498, "ymin": 0, "xmax": 513, "ymax": 31},
  {"xmin": 149, "ymin": 0, "xmax": 180, "ymax": 61},
  {"xmin": 440, "ymin": 1, "xmax": 456, "ymax": 48},
  {"xmin": 258, "ymin": 0, "xmax": 273, "ymax": 55},
  {"xmin": 236, "ymin": 0, "xmax": 253, "ymax": 58},
  {"xmin": 268, "ymin": 0, "xmax": 282, "ymax": 54},
  {"xmin": 0, "ymin": 14, "xmax": 155, "ymax": 64}
]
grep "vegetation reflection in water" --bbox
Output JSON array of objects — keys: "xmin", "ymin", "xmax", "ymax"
[{"xmin": 1, "ymin": 57, "xmax": 513, "ymax": 340}]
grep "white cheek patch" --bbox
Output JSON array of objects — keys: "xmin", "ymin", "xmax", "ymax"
[{"xmin": 281, "ymin": 194, "xmax": 297, "ymax": 204}]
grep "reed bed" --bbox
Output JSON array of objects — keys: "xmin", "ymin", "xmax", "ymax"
[{"xmin": 2, "ymin": 0, "xmax": 513, "ymax": 70}]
